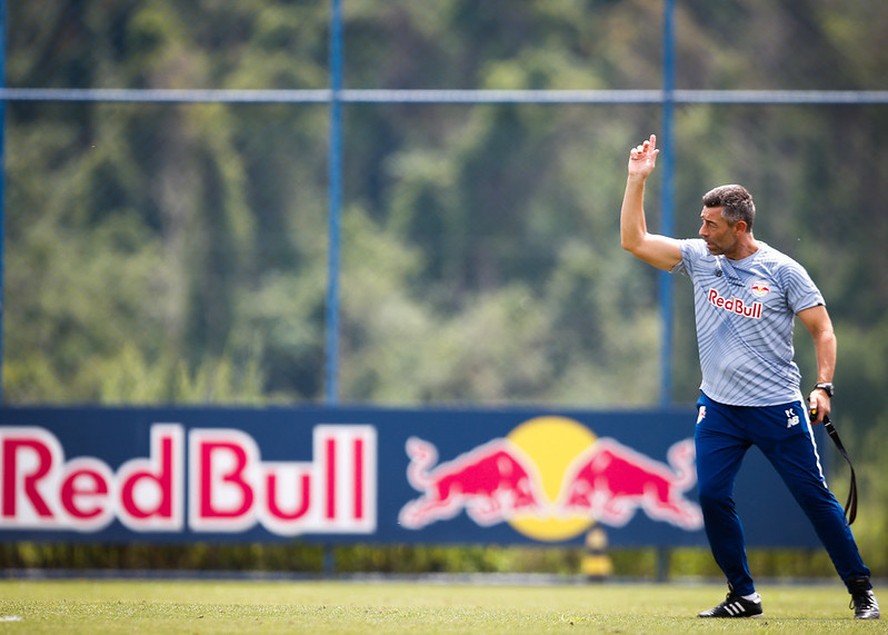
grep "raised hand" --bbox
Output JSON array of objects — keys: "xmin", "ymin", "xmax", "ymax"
[{"xmin": 627, "ymin": 134, "xmax": 659, "ymax": 179}]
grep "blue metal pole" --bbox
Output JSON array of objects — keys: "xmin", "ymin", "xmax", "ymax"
[
  {"xmin": 325, "ymin": 0, "xmax": 343, "ymax": 404},
  {"xmin": 658, "ymin": 0, "xmax": 676, "ymax": 407},
  {"xmin": 0, "ymin": 0, "xmax": 7, "ymax": 404}
]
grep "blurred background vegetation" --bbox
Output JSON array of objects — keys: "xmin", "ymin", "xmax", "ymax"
[{"xmin": 2, "ymin": 0, "xmax": 887, "ymax": 578}]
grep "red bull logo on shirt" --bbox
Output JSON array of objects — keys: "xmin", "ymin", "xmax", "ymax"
[
  {"xmin": 399, "ymin": 416, "xmax": 703, "ymax": 542},
  {"xmin": 750, "ymin": 280, "xmax": 771, "ymax": 298},
  {"xmin": 707, "ymin": 288, "xmax": 763, "ymax": 319}
]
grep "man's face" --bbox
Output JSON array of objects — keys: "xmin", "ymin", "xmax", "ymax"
[{"xmin": 698, "ymin": 206, "xmax": 741, "ymax": 256}]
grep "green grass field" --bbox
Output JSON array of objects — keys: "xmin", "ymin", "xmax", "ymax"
[{"xmin": 0, "ymin": 578, "xmax": 881, "ymax": 634}]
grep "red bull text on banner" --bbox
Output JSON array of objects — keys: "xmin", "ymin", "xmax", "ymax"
[
  {"xmin": 0, "ymin": 406, "xmax": 823, "ymax": 548},
  {"xmin": 1, "ymin": 423, "xmax": 375, "ymax": 536}
]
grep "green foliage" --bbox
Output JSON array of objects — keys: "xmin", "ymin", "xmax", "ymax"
[{"xmin": 11, "ymin": 1, "xmax": 888, "ymax": 411}]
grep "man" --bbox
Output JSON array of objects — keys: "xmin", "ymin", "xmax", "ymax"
[{"xmin": 620, "ymin": 134, "xmax": 879, "ymax": 620}]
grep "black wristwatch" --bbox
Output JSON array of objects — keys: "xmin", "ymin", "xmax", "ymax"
[{"xmin": 813, "ymin": 382, "xmax": 834, "ymax": 398}]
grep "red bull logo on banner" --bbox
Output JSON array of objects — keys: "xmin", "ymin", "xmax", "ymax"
[
  {"xmin": 0, "ymin": 407, "xmax": 822, "ymax": 547},
  {"xmin": 0, "ymin": 424, "xmax": 376, "ymax": 536},
  {"xmin": 399, "ymin": 416, "xmax": 702, "ymax": 541}
]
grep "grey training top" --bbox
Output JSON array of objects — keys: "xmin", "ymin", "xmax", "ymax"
[{"xmin": 672, "ymin": 240, "xmax": 824, "ymax": 406}]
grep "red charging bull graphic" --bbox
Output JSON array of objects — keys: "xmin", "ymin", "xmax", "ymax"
[
  {"xmin": 400, "ymin": 419, "xmax": 703, "ymax": 537},
  {"xmin": 399, "ymin": 437, "xmax": 545, "ymax": 528},
  {"xmin": 558, "ymin": 438, "xmax": 702, "ymax": 530}
]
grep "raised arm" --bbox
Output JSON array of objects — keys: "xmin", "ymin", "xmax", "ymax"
[{"xmin": 620, "ymin": 134, "xmax": 682, "ymax": 271}]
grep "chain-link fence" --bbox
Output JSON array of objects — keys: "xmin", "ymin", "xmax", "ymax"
[{"xmin": 3, "ymin": 1, "xmax": 887, "ymax": 415}]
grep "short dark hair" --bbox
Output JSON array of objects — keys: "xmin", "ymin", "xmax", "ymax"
[{"xmin": 702, "ymin": 184, "xmax": 755, "ymax": 232}]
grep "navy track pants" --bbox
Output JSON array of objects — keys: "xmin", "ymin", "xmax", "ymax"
[{"xmin": 694, "ymin": 392, "xmax": 870, "ymax": 596}]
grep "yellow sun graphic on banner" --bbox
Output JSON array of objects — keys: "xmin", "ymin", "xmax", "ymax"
[{"xmin": 506, "ymin": 415, "xmax": 597, "ymax": 541}]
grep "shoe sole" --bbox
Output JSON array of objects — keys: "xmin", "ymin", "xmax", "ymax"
[{"xmin": 698, "ymin": 614, "xmax": 763, "ymax": 619}]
